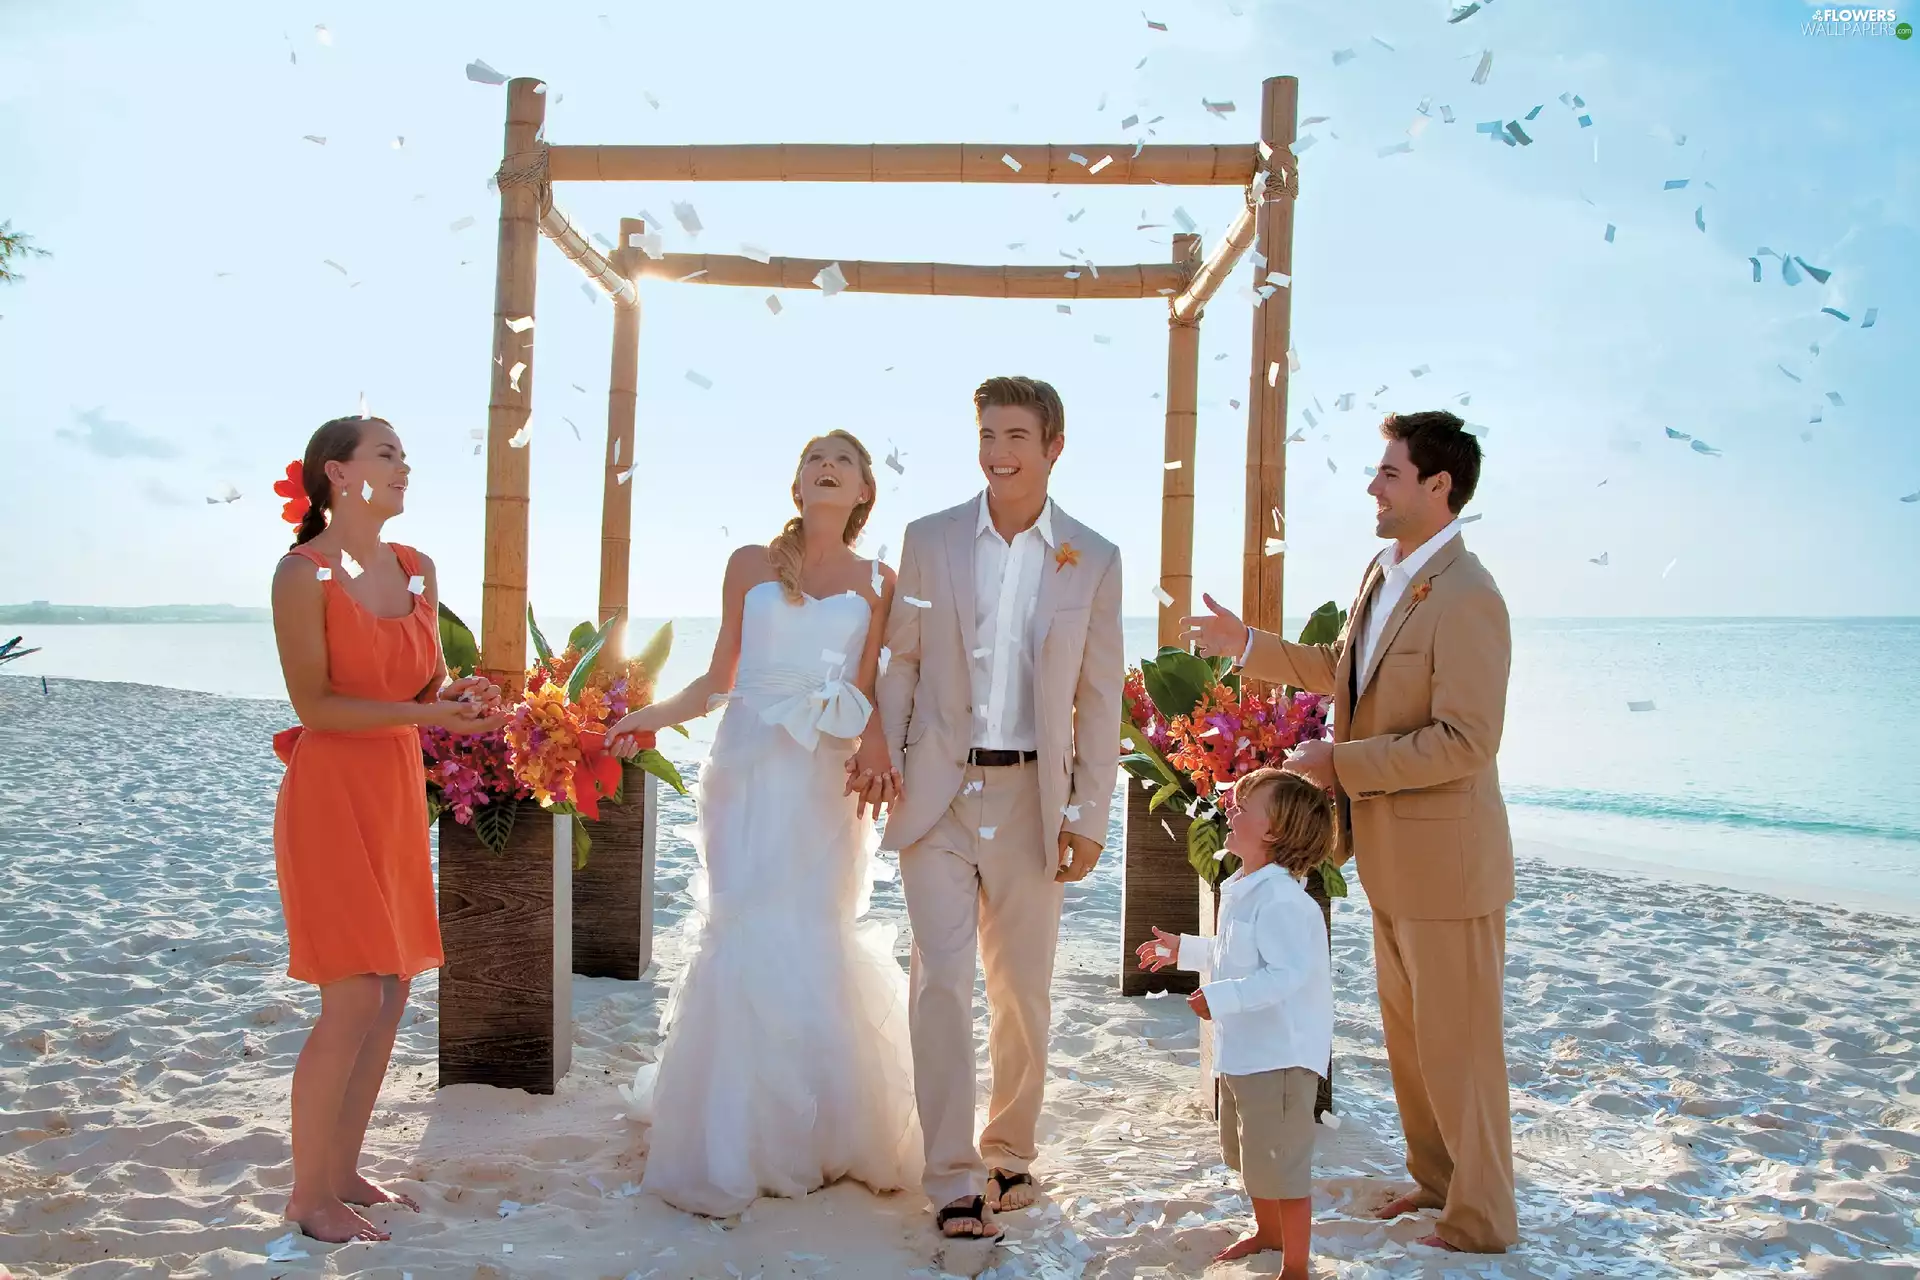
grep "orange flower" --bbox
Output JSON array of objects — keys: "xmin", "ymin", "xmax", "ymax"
[
  {"xmin": 569, "ymin": 729, "xmax": 624, "ymax": 821},
  {"xmin": 272, "ymin": 461, "xmax": 310, "ymax": 526},
  {"xmin": 1411, "ymin": 581, "xmax": 1432, "ymax": 605},
  {"xmin": 1054, "ymin": 541, "xmax": 1081, "ymax": 573}
]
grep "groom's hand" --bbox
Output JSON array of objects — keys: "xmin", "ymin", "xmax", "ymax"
[
  {"xmin": 845, "ymin": 737, "xmax": 902, "ymax": 821},
  {"xmin": 1055, "ymin": 832, "xmax": 1102, "ymax": 883},
  {"xmin": 1178, "ymin": 593, "xmax": 1251, "ymax": 663}
]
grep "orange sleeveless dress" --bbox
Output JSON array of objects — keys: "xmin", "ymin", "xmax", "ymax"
[{"xmin": 272, "ymin": 542, "xmax": 443, "ymax": 986}]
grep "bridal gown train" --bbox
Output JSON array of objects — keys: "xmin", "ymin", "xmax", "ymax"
[{"xmin": 624, "ymin": 579, "xmax": 922, "ymax": 1217}]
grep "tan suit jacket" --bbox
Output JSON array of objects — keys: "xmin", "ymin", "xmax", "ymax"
[
  {"xmin": 876, "ymin": 498, "xmax": 1124, "ymax": 860},
  {"xmin": 1243, "ymin": 536, "xmax": 1513, "ymax": 920}
]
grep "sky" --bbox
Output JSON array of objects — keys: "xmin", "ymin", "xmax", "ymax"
[{"xmin": 2, "ymin": 0, "xmax": 1915, "ymax": 629}]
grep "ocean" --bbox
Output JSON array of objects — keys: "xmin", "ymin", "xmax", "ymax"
[{"xmin": 6, "ymin": 615, "xmax": 1917, "ymax": 911}]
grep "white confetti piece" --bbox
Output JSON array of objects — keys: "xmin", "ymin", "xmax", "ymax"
[
  {"xmin": 303, "ymin": 134, "xmax": 327, "ymax": 145},
  {"xmin": 505, "ymin": 315, "xmax": 534, "ymax": 333},
  {"xmin": 392, "ymin": 135, "xmax": 405, "ymax": 149},
  {"xmin": 1377, "ymin": 140, "xmax": 1413, "ymax": 158},
  {"xmin": 971, "ymin": 646, "xmax": 993, "ymax": 659},
  {"xmin": 449, "ymin": 216, "xmax": 475, "ymax": 232},
  {"xmin": 1094, "ymin": 334, "xmax": 1113, "ymax": 345},
  {"xmin": 315, "ymin": 567, "xmax": 332, "ymax": 581},
  {"xmin": 739, "ymin": 242, "xmax": 772, "ymax": 263},
  {"xmin": 340, "ymin": 551, "xmax": 364, "ymax": 580},
  {"xmin": 765, "ymin": 294, "xmax": 783, "ymax": 315},
  {"xmin": 980, "ymin": 826, "xmax": 998, "ymax": 839},
  {"xmin": 1288, "ymin": 347, "xmax": 1301, "ymax": 373},
  {"xmin": 322, "ymin": 259, "xmax": 347, "ymax": 276},
  {"xmin": 1900, "ymin": 490, "xmax": 1920, "ymax": 503},
  {"xmin": 1267, "ymin": 361, "xmax": 1280, "ymax": 387},
  {"xmin": 407, "ymin": 574, "xmax": 426, "ymax": 595},
  {"xmin": 499, "ymin": 1199, "xmax": 522, "ymax": 1218},
  {"xmin": 1332, "ymin": 47, "xmax": 1357, "ymax": 66},
  {"xmin": 1460, "ymin": 512, "xmax": 1483, "ymax": 524},
  {"xmin": 1062, "ymin": 803, "xmax": 1082, "ymax": 821},
  {"xmin": 503, "ymin": 1242, "xmax": 513, "ymax": 1254},
  {"xmin": 1861, "ymin": 307, "xmax": 1878, "ymax": 329},
  {"xmin": 508, "ymin": 421, "xmax": 532, "ymax": 448},
  {"xmin": 465, "ymin": 59, "xmax": 508, "ymax": 85},
  {"xmin": 1164, "ymin": 460, "xmax": 1182, "ymax": 470},
  {"xmin": 265, "ymin": 1232, "xmax": 310, "ymax": 1262},
  {"xmin": 903, "ymin": 595, "xmax": 932, "ymax": 609},
  {"xmin": 1326, "ymin": 457, "xmax": 1338, "ymax": 474},
  {"xmin": 361, "ymin": 480, "xmax": 373, "ymax": 502},
  {"xmin": 670, "ymin": 200, "xmax": 702, "ymax": 236},
  {"xmin": 1463, "ymin": 421, "xmax": 1489, "ymax": 437},
  {"xmin": 1410, "ymin": 363, "xmax": 1430, "ymax": 377},
  {"xmin": 814, "ymin": 262, "xmax": 848, "ymax": 296},
  {"xmin": 965, "ymin": 780, "xmax": 984, "ymax": 795},
  {"xmin": 1088, "ymin": 155, "xmax": 1113, "ymax": 175},
  {"xmin": 1265, "ymin": 538, "xmax": 1287, "ymax": 555},
  {"xmin": 1590, "ymin": 552, "xmax": 1609, "ymax": 566},
  {"xmin": 1203, "ymin": 99, "xmax": 1235, "ymax": 116},
  {"xmin": 1320, "ymin": 1111, "xmax": 1342, "ymax": 1129},
  {"xmin": 685, "ymin": 369, "xmax": 713, "ymax": 390},
  {"xmin": 1627, "ymin": 700, "xmax": 1656, "ymax": 712},
  {"xmin": 1471, "ymin": 49, "xmax": 1493, "ymax": 84},
  {"xmin": 885, "ymin": 448, "xmax": 905, "ymax": 475},
  {"xmin": 1150, "ymin": 585, "xmax": 1174, "ymax": 608},
  {"xmin": 877, "ymin": 646, "xmax": 891, "ymax": 674},
  {"xmin": 616, "ymin": 463, "xmax": 639, "ymax": 485},
  {"xmin": 626, "ymin": 230, "xmax": 664, "ymax": 259},
  {"xmin": 1001, "ymin": 153, "xmax": 1023, "ymax": 172}
]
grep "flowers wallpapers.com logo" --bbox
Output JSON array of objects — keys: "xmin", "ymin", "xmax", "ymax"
[{"xmin": 1802, "ymin": 6, "xmax": 1910, "ymax": 35}]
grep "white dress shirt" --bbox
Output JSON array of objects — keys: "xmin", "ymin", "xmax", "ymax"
[
  {"xmin": 972, "ymin": 492, "xmax": 1054, "ymax": 751},
  {"xmin": 1174, "ymin": 863, "xmax": 1332, "ymax": 1079},
  {"xmin": 1353, "ymin": 517, "xmax": 1461, "ymax": 692}
]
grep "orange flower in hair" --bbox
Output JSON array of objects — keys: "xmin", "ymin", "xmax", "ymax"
[{"xmin": 273, "ymin": 461, "xmax": 310, "ymax": 526}]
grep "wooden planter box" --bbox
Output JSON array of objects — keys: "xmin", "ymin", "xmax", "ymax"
[
  {"xmin": 572, "ymin": 768, "xmax": 658, "ymax": 980},
  {"xmin": 437, "ymin": 804, "xmax": 574, "ymax": 1093},
  {"xmin": 1119, "ymin": 779, "xmax": 1202, "ymax": 997}
]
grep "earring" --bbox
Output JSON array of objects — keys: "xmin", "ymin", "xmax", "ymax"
[{"xmin": 340, "ymin": 488, "xmax": 350, "ymax": 498}]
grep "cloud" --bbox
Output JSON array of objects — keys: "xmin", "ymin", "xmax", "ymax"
[{"xmin": 57, "ymin": 407, "xmax": 179, "ymax": 459}]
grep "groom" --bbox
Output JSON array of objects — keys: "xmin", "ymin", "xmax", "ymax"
[
  {"xmin": 849, "ymin": 375, "xmax": 1123, "ymax": 1239},
  {"xmin": 1182, "ymin": 410, "xmax": 1518, "ymax": 1254}
]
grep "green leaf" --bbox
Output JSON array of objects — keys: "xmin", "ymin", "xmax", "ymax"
[
  {"xmin": 632, "ymin": 747, "xmax": 688, "ymax": 795},
  {"xmin": 571, "ymin": 816, "xmax": 592, "ymax": 870},
  {"xmin": 566, "ymin": 631, "xmax": 613, "ymax": 703},
  {"xmin": 424, "ymin": 786, "xmax": 443, "ymax": 829},
  {"xmin": 1119, "ymin": 720, "xmax": 1178, "ymax": 785},
  {"xmin": 1148, "ymin": 779, "xmax": 1184, "ymax": 813},
  {"xmin": 1120, "ymin": 753, "xmax": 1170, "ymax": 786},
  {"xmin": 527, "ymin": 607, "xmax": 554, "ymax": 666},
  {"xmin": 1142, "ymin": 648, "xmax": 1216, "ymax": 723},
  {"xmin": 668, "ymin": 723, "xmax": 690, "ymax": 738},
  {"xmin": 472, "ymin": 798, "xmax": 519, "ymax": 854},
  {"xmin": 1316, "ymin": 858, "xmax": 1349, "ymax": 899},
  {"xmin": 437, "ymin": 604, "xmax": 481, "ymax": 679},
  {"xmin": 1185, "ymin": 816, "xmax": 1232, "ymax": 885},
  {"xmin": 631, "ymin": 621, "xmax": 674, "ymax": 682},
  {"xmin": 566, "ymin": 621, "xmax": 598, "ymax": 653},
  {"xmin": 1298, "ymin": 600, "xmax": 1347, "ymax": 648}
]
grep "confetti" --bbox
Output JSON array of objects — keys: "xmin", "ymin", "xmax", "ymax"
[
  {"xmin": 1460, "ymin": 512, "xmax": 1483, "ymax": 524},
  {"xmin": 980, "ymin": 826, "xmax": 998, "ymax": 839},
  {"xmin": 1627, "ymin": 700, "xmax": 1656, "ymax": 713},
  {"xmin": 627, "ymin": 230, "xmax": 664, "ymax": 258},
  {"xmin": 1062, "ymin": 804, "xmax": 1083, "ymax": 821},
  {"xmin": 1861, "ymin": 307, "xmax": 1878, "ymax": 328},
  {"xmin": 303, "ymin": 134, "xmax": 327, "ymax": 145},
  {"xmin": 765, "ymin": 294, "xmax": 782, "ymax": 315},
  {"xmin": 877, "ymin": 646, "xmax": 891, "ymax": 675},
  {"xmin": 322, "ymin": 259, "xmax": 348, "ymax": 276},
  {"xmin": 1471, "ymin": 50, "xmax": 1493, "ymax": 84},
  {"xmin": 1749, "ymin": 257, "xmax": 1762, "ymax": 282},
  {"xmin": 1151, "ymin": 585, "xmax": 1175, "ymax": 608},
  {"xmin": 1664, "ymin": 427, "xmax": 1691, "ymax": 440},
  {"xmin": 1441, "ymin": 104, "xmax": 1457, "ymax": 123},
  {"xmin": 1068, "ymin": 151, "xmax": 1089, "ymax": 166},
  {"xmin": 315, "ymin": 567, "xmax": 332, "ymax": 582},
  {"xmin": 1777, "ymin": 365, "xmax": 1802, "ymax": 382},
  {"xmin": 340, "ymin": 551, "xmax": 364, "ymax": 579},
  {"xmin": 903, "ymin": 596, "xmax": 932, "ymax": 609},
  {"xmin": 1462, "ymin": 422, "xmax": 1489, "ymax": 437},
  {"xmin": 1590, "ymin": 552, "xmax": 1609, "ymax": 566},
  {"xmin": 1410, "ymin": 364, "xmax": 1430, "ymax": 378},
  {"xmin": 1826, "ymin": 391, "xmax": 1845, "ymax": 406},
  {"xmin": 1326, "ymin": 457, "xmax": 1338, "ymax": 474},
  {"xmin": 1449, "ymin": 1, "xmax": 1483, "ymax": 21},
  {"xmin": 1505, "ymin": 122, "xmax": 1532, "ymax": 146},
  {"xmin": 1663, "ymin": 558, "xmax": 1680, "ymax": 578},
  {"xmin": 1001, "ymin": 153, "xmax": 1023, "ymax": 172},
  {"xmin": 314, "ymin": 24, "xmax": 332, "ymax": 44},
  {"xmin": 1377, "ymin": 140, "xmax": 1413, "ymax": 158},
  {"xmin": 616, "ymin": 463, "xmax": 639, "ymax": 485},
  {"xmin": 1663, "ymin": 178, "xmax": 1689, "ymax": 190},
  {"xmin": 685, "ymin": 369, "xmax": 713, "ymax": 390},
  {"xmin": 392, "ymin": 135, "xmax": 405, "ymax": 149},
  {"xmin": 1265, "ymin": 538, "xmax": 1287, "ymax": 556},
  {"xmin": 1604, "ymin": 223, "xmax": 1616, "ymax": 243},
  {"xmin": 265, "ymin": 1232, "xmax": 310, "ymax": 1262},
  {"xmin": 508, "ymin": 421, "xmax": 532, "ymax": 448},
  {"xmin": 509, "ymin": 361, "xmax": 526, "ymax": 391},
  {"xmin": 886, "ymin": 448, "xmax": 905, "ymax": 475},
  {"xmin": 450, "ymin": 216, "xmax": 475, "ymax": 232},
  {"xmin": 1332, "ymin": 48, "xmax": 1357, "ymax": 66},
  {"xmin": 1144, "ymin": 11, "xmax": 1167, "ymax": 30},
  {"xmin": 1289, "ymin": 134, "xmax": 1319, "ymax": 156},
  {"xmin": 1795, "ymin": 256, "xmax": 1832, "ymax": 284},
  {"xmin": 1902, "ymin": 491, "xmax": 1920, "ymax": 504},
  {"xmin": 739, "ymin": 242, "xmax": 772, "ymax": 263},
  {"xmin": 1689, "ymin": 438, "xmax": 1720, "ymax": 456},
  {"xmin": 361, "ymin": 480, "xmax": 373, "ymax": 502},
  {"xmin": 971, "ymin": 646, "xmax": 993, "ymax": 659},
  {"xmin": 505, "ymin": 315, "xmax": 534, "ymax": 333},
  {"xmin": 1121, "ymin": 114, "xmax": 1139, "ymax": 130},
  {"xmin": 1695, "ymin": 205, "xmax": 1706, "ymax": 233},
  {"xmin": 1088, "ymin": 155, "xmax": 1113, "ymax": 174},
  {"xmin": 814, "ymin": 262, "xmax": 849, "ymax": 296},
  {"xmin": 1203, "ymin": 99, "xmax": 1235, "ymax": 116},
  {"xmin": 671, "ymin": 200, "xmax": 703, "ymax": 236},
  {"xmin": 1820, "ymin": 307, "xmax": 1851, "ymax": 322},
  {"xmin": 1093, "ymin": 334, "xmax": 1112, "ymax": 345},
  {"xmin": 465, "ymin": 59, "xmax": 508, "ymax": 85}
]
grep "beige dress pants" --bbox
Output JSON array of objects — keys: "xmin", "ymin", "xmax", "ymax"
[
  {"xmin": 1372, "ymin": 906, "xmax": 1518, "ymax": 1253},
  {"xmin": 899, "ymin": 761, "xmax": 1063, "ymax": 1208}
]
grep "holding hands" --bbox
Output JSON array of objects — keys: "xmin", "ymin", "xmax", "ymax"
[
  {"xmin": 425, "ymin": 675, "xmax": 509, "ymax": 734},
  {"xmin": 843, "ymin": 735, "xmax": 902, "ymax": 821}
]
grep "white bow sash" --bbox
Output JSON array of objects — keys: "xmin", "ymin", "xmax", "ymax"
[{"xmin": 718, "ymin": 665, "xmax": 874, "ymax": 752}]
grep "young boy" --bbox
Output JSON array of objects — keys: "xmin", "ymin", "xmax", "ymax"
[{"xmin": 1137, "ymin": 767, "xmax": 1335, "ymax": 1275}]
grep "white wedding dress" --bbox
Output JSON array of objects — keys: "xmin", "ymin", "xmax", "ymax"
[{"xmin": 623, "ymin": 579, "xmax": 922, "ymax": 1217}]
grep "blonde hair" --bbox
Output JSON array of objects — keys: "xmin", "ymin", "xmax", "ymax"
[
  {"xmin": 973, "ymin": 375, "xmax": 1066, "ymax": 447},
  {"xmin": 1231, "ymin": 768, "xmax": 1334, "ymax": 878},
  {"xmin": 768, "ymin": 429, "xmax": 877, "ymax": 606}
]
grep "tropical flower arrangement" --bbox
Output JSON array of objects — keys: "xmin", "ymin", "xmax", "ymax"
[
  {"xmin": 503, "ymin": 608, "xmax": 688, "ymax": 867},
  {"xmin": 1120, "ymin": 600, "xmax": 1349, "ymax": 896},
  {"xmin": 423, "ymin": 604, "xmax": 687, "ymax": 863}
]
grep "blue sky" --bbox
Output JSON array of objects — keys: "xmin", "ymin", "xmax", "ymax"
[{"xmin": 2, "ymin": 0, "xmax": 1914, "ymax": 626}]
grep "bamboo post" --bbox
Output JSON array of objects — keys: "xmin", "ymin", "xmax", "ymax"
[
  {"xmin": 1241, "ymin": 76, "xmax": 1299, "ymax": 671},
  {"xmin": 1160, "ymin": 233, "xmax": 1203, "ymax": 649},
  {"xmin": 479, "ymin": 77, "xmax": 547, "ymax": 690},
  {"xmin": 598, "ymin": 217, "xmax": 644, "ymax": 658}
]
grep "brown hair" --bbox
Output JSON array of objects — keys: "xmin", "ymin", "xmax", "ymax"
[
  {"xmin": 768, "ymin": 430, "xmax": 878, "ymax": 606},
  {"xmin": 1381, "ymin": 410, "xmax": 1482, "ymax": 514},
  {"xmin": 972, "ymin": 375, "xmax": 1066, "ymax": 447},
  {"xmin": 290, "ymin": 416, "xmax": 380, "ymax": 548},
  {"xmin": 1231, "ymin": 768, "xmax": 1334, "ymax": 878}
]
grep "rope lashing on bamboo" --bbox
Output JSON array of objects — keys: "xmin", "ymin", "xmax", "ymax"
[
  {"xmin": 1262, "ymin": 165, "xmax": 1299, "ymax": 203},
  {"xmin": 493, "ymin": 145, "xmax": 551, "ymax": 193}
]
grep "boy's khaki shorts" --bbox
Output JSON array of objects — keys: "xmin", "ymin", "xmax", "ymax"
[{"xmin": 1218, "ymin": 1066, "xmax": 1321, "ymax": 1200}]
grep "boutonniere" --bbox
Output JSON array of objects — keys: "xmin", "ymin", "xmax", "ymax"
[
  {"xmin": 1411, "ymin": 581, "xmax": 1432, "ymax": 606},
  {"xmin": 1053, "ymin": 542, "xmax": 1081, "ymax": 573}
]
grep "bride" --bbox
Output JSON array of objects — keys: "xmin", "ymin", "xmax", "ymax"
[{"xmin": 605, "ymin": 429, "xmax": 921, "ymax": 1217}]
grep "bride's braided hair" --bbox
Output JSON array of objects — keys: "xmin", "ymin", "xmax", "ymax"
[
  {"xmin": 290, "ymin": 416, "xmax": 385, "ymax": 549},
  {"xmin": 768, "ymin": 430, "xmax": 877, "ymax": 605}
]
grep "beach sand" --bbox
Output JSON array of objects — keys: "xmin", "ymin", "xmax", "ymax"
[{"xmin": 3, "ymin": 678, "xmax": 1918, "ymax": 1277}]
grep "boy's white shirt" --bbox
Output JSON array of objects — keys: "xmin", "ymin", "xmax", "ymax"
[{"xmin": 1176, "ymin": 862, "xmax": 1334, "ymax": 1079}]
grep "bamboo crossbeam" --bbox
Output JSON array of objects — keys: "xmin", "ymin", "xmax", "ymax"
[
  {"xmin": 1170, "ymin": 202, "xmax": 1258, "ymax": 323},
  {"xmin": 547, "ymin": 143, "xmax": 1258, "ymax": 186},
  {"xmin": 537, "ymin": 199, "xmax": 637, "ymax": 307},
  {"xmin": 632, "ymin": 254, "xmax": 1188, "ymax": 300}
]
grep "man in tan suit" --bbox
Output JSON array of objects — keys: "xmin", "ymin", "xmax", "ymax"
[
  {"xmin": 1182, "ymin": 409, "xmax": 1517, "ymax": 1254},
  {"xmin": 846, "ymin": 376, "xmax": 1123, "ymax": 1240}
]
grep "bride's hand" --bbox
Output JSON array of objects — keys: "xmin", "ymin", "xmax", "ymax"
[
  {"xmin": 607, "ymin": 707, "xmax": 664, "ymax": 758},
  {"xmin": 440, "ymin": 675, "xmax": 502, "ymax": 709}
]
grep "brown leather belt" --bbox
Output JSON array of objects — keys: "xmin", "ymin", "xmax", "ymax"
[{"xmin": 966, "ymin": 749, "xmax": 1038, "ymax": 767}]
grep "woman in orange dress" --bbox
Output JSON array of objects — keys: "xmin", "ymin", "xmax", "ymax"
[{"xmin": 270, "ymin": 415, "xmax": 506, "ymax": 1243}]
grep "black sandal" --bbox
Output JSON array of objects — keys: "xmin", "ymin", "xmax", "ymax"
[
  {"xmin": 987, "ymin": 1169, "xmax": 1035, "ymax": 1210},
  {"xmin": 935, "ymin": 1195, "xmax": 1000, "ymax": 1239}
]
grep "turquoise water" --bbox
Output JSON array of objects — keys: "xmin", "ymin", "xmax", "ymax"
[{"xmin": 7, "ymin": 616, "xmax": 1917, "ymax": 908}]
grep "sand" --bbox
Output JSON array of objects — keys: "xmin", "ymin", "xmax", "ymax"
[{"xmin": 3, "ymin": 677, "xmax": 1919, "ymax": 1278}]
